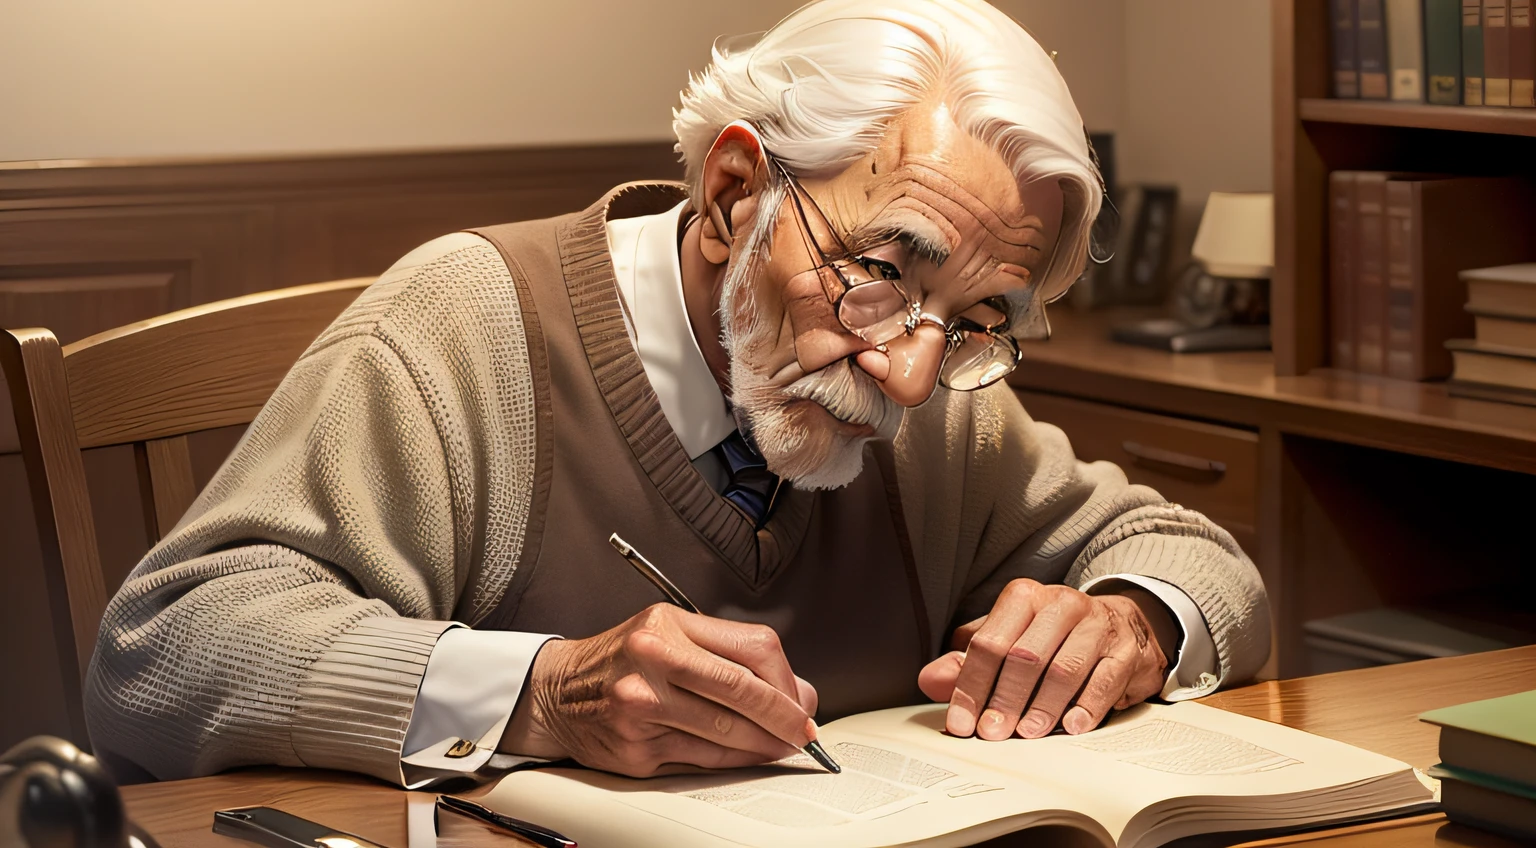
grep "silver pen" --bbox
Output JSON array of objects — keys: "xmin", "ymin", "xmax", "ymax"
[{"xmin": 607, "ymin": 533, "xmax": 841, "ymax": 775}]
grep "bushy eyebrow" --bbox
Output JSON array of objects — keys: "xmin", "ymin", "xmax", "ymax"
[{"xmin": 845, "ymin": 222, "xmax": 952, "ymax": 268}]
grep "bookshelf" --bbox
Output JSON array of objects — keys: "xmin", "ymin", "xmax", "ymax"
[{"xmin": 1008, "ymin": 0, "xmax": 1536, "ymax": 680}]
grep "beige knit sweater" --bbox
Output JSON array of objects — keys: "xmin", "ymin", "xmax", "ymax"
[{"xmin": 83, "ymin": 191, "xmax": 1271, "ymax": 786}]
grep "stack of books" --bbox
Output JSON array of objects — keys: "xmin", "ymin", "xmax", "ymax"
[
  {"xmin": 1421, "ymin": 690, "xmax": 1536, "ymax": 841},
  {"xmin": 1331, "ymin": 0, "xmax": 1534, "ymax": 106},
  {"xmin": 1446, "ymin": 263, "xmax": 1536, "ymax": 404},
  {"xmin": 1328, "ymin": 172, "xmax": 1536, "ymax": 379}
]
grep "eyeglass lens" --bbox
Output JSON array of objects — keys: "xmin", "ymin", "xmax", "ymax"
[{"xmin": 781, "ymin": 164, "xmax": 1022, "ymax": 391}]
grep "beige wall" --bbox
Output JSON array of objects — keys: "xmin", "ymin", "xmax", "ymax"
[
  {"xmin": 0, "ymin": 0, "xmax": 807, "ymax": 161},
  {"xmin": 0, "ymin": 0, "xmax": 1271, "ymax": 212}
]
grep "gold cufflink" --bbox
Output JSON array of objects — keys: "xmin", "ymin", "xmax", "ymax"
[{"xmin": 445, "ymin": 738, "xmax": 477, "ymax": 759}]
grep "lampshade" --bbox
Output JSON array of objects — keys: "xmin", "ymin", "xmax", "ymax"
[{"xmin": 1191, "ymin": 192, "xmax": 1274, "ymax": 279}]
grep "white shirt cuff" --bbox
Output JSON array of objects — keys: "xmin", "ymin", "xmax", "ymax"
[
  {"xmin": 1080, "ymin": 574, "xmax": 1220, "ymax": 702},
  {"xmin": 400, "ymin": 627, "xmax": 558, "ymax": 788}
]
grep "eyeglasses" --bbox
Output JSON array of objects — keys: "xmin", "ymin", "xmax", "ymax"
[{"xmin": 777, "ymin": 161, "xmax": 1023, "ymax": 392}]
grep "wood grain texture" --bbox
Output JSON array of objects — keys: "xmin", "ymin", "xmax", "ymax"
[
  {"xmin": 63, "ymin": 278, "xmax": 370, "ymax": 449},
  {"xmin": 118, "ymin": 646, "xmax": 1536, "ymax": 848},
  {"xmin": 0, "ymin": 329, "xmax": 103, "ymax": 741},
  {"xmin": 1300, "ymin": 96, "xmax": 1536, "ymax": 135},
  {"xmin": 134, "ymin": 436, "xmax": 196, "ymax": 542},
  {"xmin": 1008, "ymin": 308, "xmax": 1536, "ymax": 475}
]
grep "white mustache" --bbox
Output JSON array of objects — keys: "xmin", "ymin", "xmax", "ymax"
[{"xmin": 783, "ymin": 358, "xmax": 904, "ymax": 441}]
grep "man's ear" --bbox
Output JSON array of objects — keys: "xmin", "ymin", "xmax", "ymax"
[{"xmin": 699, "ymin": 121, "xmax": 769, "ymax": 265}]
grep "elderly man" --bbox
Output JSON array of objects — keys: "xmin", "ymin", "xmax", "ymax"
[{"xmin": 86, "ymin": 0, "xmax": 1269, "ymax": 787}]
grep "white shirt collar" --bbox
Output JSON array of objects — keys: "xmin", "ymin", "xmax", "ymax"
[{"xmin": 606, "ymin": 201, "xmax": 735, "ymax": 461}]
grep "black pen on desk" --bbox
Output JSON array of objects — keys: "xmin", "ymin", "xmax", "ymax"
[{"xmin": 607, "ymin": 532, "xmax": 842, "ymax": 775}]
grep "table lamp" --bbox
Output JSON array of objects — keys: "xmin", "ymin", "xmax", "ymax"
[{"xmin": 1112, "ymin": 191, "xmax": 1274, "ymax": 353}]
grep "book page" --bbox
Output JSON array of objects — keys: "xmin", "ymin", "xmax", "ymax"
[{"xmin": 473, "ymin": 702, "xmax": 1429, "ymax": 848}]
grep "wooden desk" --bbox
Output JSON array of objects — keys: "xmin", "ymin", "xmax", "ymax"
[{"xmin": 120, "ymin": 645, "xmax": 1536, "ymax": 847}]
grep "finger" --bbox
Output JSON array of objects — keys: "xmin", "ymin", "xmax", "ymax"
[
  {"xmin": 947, "ymin": 583, "xmax": 1040, "ymax": 737},
  {"xmin": 974, "ymin": 594, "xmax": 1092, "ymax": 740},
  {"xmin": 950, "ymin": 616, "xmax": 987, "ymax": 652},
  {"xmin": 656, "ymin": 639, "xmax": 813, "ymax": 749},
  {"xmin": 794, "ymin": 675, "xmax": 819, "ymax": 718},
  {"xmin": 681, "ymin": 616, "xmax": 800, "ymax": 701},
  {"xmin": 1015, "ymin": 612, "xmax": 1105, "ymax": 739},
  {"xmin": 653, "ymin": 685, "xmax": 799, "ymax": 761},
  {"xmin": 918, "ymin": 651, "xmax": 965, "ymax": 702},
  {"xmin": 621, "ymin": 730, "xmax": 778, "ymax": 778},
  {"xmin": 1063, "ymin": 653, "xmax": 1135, "ymax": 735}
]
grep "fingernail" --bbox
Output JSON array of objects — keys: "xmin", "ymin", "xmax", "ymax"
[
  {"xmin": 946, "ymin": 707, "xmax": 977, "ymax": 738},
  {"xmin": 1019, "ymin": 712, "xmax": 1049, "ymax": 738},
  {"xmin": 979, "ymin": 709, "xmax": 1009, "ymax": 740},
  {"xmin": 1063, "ymin": 709, "xmax": 1090, "ymax": 735}
]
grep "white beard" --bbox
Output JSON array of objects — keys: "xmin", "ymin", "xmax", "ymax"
[{"xmin": 717, "ymin": 180, "xmax": 906, "ymax": 491}]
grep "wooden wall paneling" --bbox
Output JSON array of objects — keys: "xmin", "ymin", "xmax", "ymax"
[{"xmin": 1272, "ymin": 0, "xmax": 1332, "ymax": 377}]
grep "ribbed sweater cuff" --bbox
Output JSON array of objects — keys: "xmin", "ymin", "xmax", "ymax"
[{"xmin": 290, "ymin": 616, "xmax": 458, "ymax": 786}]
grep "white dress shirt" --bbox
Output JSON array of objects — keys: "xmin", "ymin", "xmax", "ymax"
[{"xmin": 398, "ymin": 203, "xmax": 1220, "ymax": 781}]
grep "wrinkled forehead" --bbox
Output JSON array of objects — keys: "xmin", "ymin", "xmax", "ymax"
[{"xmin": 813, "ymin": 103, "xmax": 1059, "ymax": 335}]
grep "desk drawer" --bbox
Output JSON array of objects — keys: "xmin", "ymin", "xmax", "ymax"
[{"xmin": 1014, "ymin": 390, "xmax": 1259, "ymax": 554}]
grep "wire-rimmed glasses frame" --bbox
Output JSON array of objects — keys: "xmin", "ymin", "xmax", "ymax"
[{"xmin": 775, "ymin": 160, "xmax": 1023, "ymax": 392}]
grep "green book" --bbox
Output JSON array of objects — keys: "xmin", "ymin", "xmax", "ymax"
[
  {"xmin": 1465, "ymin": 0, "xmax": 1487, "ymax": 103},
  {"xmin": 1428, "ymin": 764, "xmax": 1536, "ymax": 840},
  {"xmin": 1427, "ymin": 0, "xmax": 1465, "ymax": 102},
  {"xmin": 1421, "ymin": 690, "xmax": 1536, "ymax": 788}
]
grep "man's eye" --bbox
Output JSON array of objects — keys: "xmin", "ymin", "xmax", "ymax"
[{"xmin": 857, "ymin": 257, "xmax": 902, "ymax": 282}]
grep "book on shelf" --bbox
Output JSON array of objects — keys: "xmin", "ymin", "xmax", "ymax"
[
  {"xmin": 1388, "ymin": 0, "xmax": 1426, "ymax": 99},
  {"xmin": 1486, "ymin": 0, "xmax": 1513, "ymax": 105},
  {"xmin": 1333, "ymin": 0, "xmax": 1361, "ymax": 97},
  {"xmin": 1359, "ymin": 0, "xmax": 1392, "ymax": 97},
  {"xmin": 1427, "ymin": 0, "xmax": 1465, "ymax": 103},
  {"xmin": 1446, "ymin": 340, "xmax": 1536, "ymax": 404},
  {"xmin": 1463, "ymin": 262, "xmax": 1536, "ymax": 316},
  {"xmin": 465, "ymin": 701, "xmax": 1435, "ymax": 848},
  {"xmin": 1469, "ymin": 307, "xmax": 1536, "ymax": 350},
  {"xmin": 1466, "ymin": 0, "xmax": 1488, "ymax": 103},
  {"xmin": 1329, "ymin": 172, "xmax": 1359, "ymax": 370},
  {"xmin": 1382, "ymin": 177, "xmax": 1536, "ymax": 380},
  {"xmin": 1353, "ymin": 172, "xmax": 1395, "ymax": 374},
  {"xmin": 1420, "ymin": 690, "xmax": 1536, "ymax": 840},
  {"xmin": 1514, "ymin": 0, "xmax": 1536, "ymax": 104}
]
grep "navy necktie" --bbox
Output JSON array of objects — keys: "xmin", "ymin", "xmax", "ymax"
[{"xmin": 713, "ymin": 429, "xmax": 782, "ymax": 529}]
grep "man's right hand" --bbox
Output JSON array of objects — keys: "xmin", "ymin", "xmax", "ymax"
[{"xmin": 498, "ymin": 604, "xmax": 819, "ymax": 777}]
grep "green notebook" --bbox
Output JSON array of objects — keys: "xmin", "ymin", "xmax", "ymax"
[
  {"xmin": 1428, "ymin": 764, "xmax": 1536, "ymax": 840},
  {"xmin": 1421, "ymin": 690, "xmax": 1536, "ymax": 788}
]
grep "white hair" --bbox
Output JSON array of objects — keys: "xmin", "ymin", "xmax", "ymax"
[{"xmin": 673, "ymin": 0, "xmax": 1103, "ymax": 300}]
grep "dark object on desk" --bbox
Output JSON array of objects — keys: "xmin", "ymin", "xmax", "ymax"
[
  {"xmin": 436, "ymin": 794, "xmax": 577, "ymax": 848},
  {"xmin": 1070, "ymin": 184, "xmax": 1179, "ymax": 309},
  {"xmin": 214, "ymin": 806, "xmax": 388, "ymax": 848},
  {"xmin": 0, "ymin": 735, "xmax": 161, "ymax": 848},
  {"xmin": 1111, "ymin": 319, "xmax": 1271, "ymax": 353},
  {"xmin": 1302, "ymin": 607, "xmax": 1515, "ymax": 674}
]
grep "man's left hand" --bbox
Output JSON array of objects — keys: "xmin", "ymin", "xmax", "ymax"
[{"xmin": 918, "ymin": 579, "xmax": 1172, "ymax": 740}]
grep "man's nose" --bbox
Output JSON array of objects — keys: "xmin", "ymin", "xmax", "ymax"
[{"xmin": 854, "ymin": 324, "xmax": 946, "ymax": 407}]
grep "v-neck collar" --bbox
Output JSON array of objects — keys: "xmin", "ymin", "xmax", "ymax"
[{"xmin": 556, "ymin": 182, "xmax": 814, "ymax": 589}]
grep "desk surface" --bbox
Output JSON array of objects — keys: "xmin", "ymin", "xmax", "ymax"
[{"xmin": 122, "ymin": 645, "xmax": 1536, "ymax": 848}]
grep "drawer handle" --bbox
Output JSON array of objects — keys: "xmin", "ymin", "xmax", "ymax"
[{"xmin": 1121, "ymin": 441, "xmax": 1227, "ymax": 479}]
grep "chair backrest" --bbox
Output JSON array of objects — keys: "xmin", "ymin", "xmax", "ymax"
[{"xmin": 0, "ymin": 278, "xmax": 373, "ymax": 740}]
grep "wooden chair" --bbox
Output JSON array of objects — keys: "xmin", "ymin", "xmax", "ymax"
[{"xmin": 0, "ymin": 278, "xmax": 374, "ymax": 742}]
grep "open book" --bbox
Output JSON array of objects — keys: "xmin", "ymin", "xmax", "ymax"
[{"xmin": 471, "ymin": 701, "xmax": 1434, "ymax": 847}]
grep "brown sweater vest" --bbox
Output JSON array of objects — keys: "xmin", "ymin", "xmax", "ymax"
[{"xmin": 471, "ymin": 183, "xmax": 928, "ymax": 720}]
